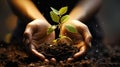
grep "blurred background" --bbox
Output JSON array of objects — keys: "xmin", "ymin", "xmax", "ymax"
[{"xmin": 0, "ymin": 0, "xmax": 120, "ymax": 48}]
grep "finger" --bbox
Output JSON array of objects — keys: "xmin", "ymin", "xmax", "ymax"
[
  {"xmin": 30, "ymin": 44, "xmax": 46, "ymax": 61},
  {"xmin": 50, "ymin": 58, "xmax": 56, "ymax": 63},
  {"xmin": 73, "ymin": 45, "xmax": 87, "ymax": 59},
  {"xmin": 66, "ymin": 57, "xmax": 74, "ymax": 63},
  {"xmin": 77, "ymin": 22, "xmax": 92, "ymax": 47},
  {"xmin": 23, "ymin": 32, "xmax": 31, "ymax": 45},
  {"xmin": 59, "ymin": 61, "xmax": 64, "ymax": 66},
  {"xmin": 23, "ymin": 25, "xmax": 32, "ymax": 45},
  {"xmin": 44, "ymin": 59, "xmax": 49, "ymax": 63}
]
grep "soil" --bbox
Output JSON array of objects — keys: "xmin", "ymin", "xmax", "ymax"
[
  {"xmin": 37, "ymin": 43, "xmax": 79, "ymax": 61},
  {"xmin": 0, "ymin": 40, "xmax": 120, "ymax": 67}
]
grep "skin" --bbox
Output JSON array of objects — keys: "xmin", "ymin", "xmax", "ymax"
[
  {"xmin": 63, "ymin": 0, "xmax": 101, "ymax": 62},
  {"xmin": 23, "ymin": 19, "xmax": 55, "ymax": 61},
  {"xmin": 8, "ymin": 0, "xmax": 101, "ymax": 62},
  {"xmin": 60, "ymin": 20, "xmax": 92, "ymax": 62}
]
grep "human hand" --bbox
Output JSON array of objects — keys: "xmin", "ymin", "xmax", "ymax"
[
  {"xmin": 23, "ymin": 19, "xmax": 55, "ymax": 61},
  {"xmin": 60, "ymin": 20, "xmax": 92, "ymax": 62}
]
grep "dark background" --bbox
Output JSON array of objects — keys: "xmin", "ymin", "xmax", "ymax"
[{"xmin": 0, "ymin": 0, "xmax": 120, "ymax": 49}]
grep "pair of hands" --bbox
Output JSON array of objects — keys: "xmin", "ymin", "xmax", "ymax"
[{"xmin": 23, "ymin": 19, "xmax": 92, "ymax": 62}]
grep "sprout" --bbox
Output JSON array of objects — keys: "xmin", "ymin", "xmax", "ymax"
[
  {"xmin": 47, "ymin": 6, "xmax": 77, "ymax": 35},
  {"xmin": 47, "ymin": 6, "xmax": 77, "ymax": 43}
]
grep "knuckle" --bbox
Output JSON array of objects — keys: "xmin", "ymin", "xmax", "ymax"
[
  {"xmin": 87, "ymin": 34, "xmax": 92, "ymax": 39},
  {"xmin": 82, "ymin": 24, "xmax": 88, "ymax": 30},
  {"xmin": 87, "ymin": 33, "xmax": 92, "ymax": 42},
  {"xmin": 89, "ymin": 35, "xmax": 92, "ymax": 40}
]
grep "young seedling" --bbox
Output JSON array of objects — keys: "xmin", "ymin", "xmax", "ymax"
[{"xmin": 47, "ymin": 6, "xmax": 77, "ymax": 43}]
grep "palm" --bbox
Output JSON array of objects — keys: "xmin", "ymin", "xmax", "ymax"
[
  {"xmin": 30, "ymin": 23, "xmax": 55, "ymax": 46},
  {"xmin": 24, "ymin": 19, "xmax": 55, "ymax": 46}
]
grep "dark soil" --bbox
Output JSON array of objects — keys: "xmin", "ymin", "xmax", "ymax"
[
  {"xmin": 0, "ymin": 40, "xmax": 120, "ymax": 67},
  {"xmin": 37, "ymin": 43, "xmax": 79, "ymax": 61}
]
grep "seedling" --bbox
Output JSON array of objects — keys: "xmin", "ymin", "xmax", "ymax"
[{"xmin": 47, "ymin": 6, "xmax": 77, "ymax": 43}]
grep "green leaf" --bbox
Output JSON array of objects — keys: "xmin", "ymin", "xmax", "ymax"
[
  {"xmin": 61, "ymin": 15, "xmax": 70, "ymax": 23},
  {"xmin": 65, "ymin": 24, "xmax": 77, "ymax": 33},
  {"xmin": 50, "ymin": 11, "xmax": 60, "ymax": 23},
  {"xmin": 47, "ymin": 25, "xmax": 57, "ymax": 35},
  {"xmin": 59, "ymin": 6, "xmax": 68, "ymax": 16},
  {"xmin": 59, "ymin": 35, "xmax": 66, "ymax": 38},
  {"xmin": 53, "ymin": 39, "xmax": 57, "ymax": 43},
  {"xmin": 50, "ymin": 7, "xmax": 59, "ymax": 15}
]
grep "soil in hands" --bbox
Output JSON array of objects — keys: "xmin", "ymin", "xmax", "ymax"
[{"xmin": 37, "ymin": 43, "xmax": 79, "ymax": 61}]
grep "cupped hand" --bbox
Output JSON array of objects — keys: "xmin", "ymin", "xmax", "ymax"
[
  {"xmin": 23, "ymin": 19, "xmax": 55, "ymax": 61},
  {"xmin": 60, "ymin": 20, "xmax": 92, "ymax": 62}
]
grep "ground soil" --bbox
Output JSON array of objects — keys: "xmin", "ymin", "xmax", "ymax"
[{"xmin": 0, "ymin": 40, "xmax": 120, "ymax": 67}]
